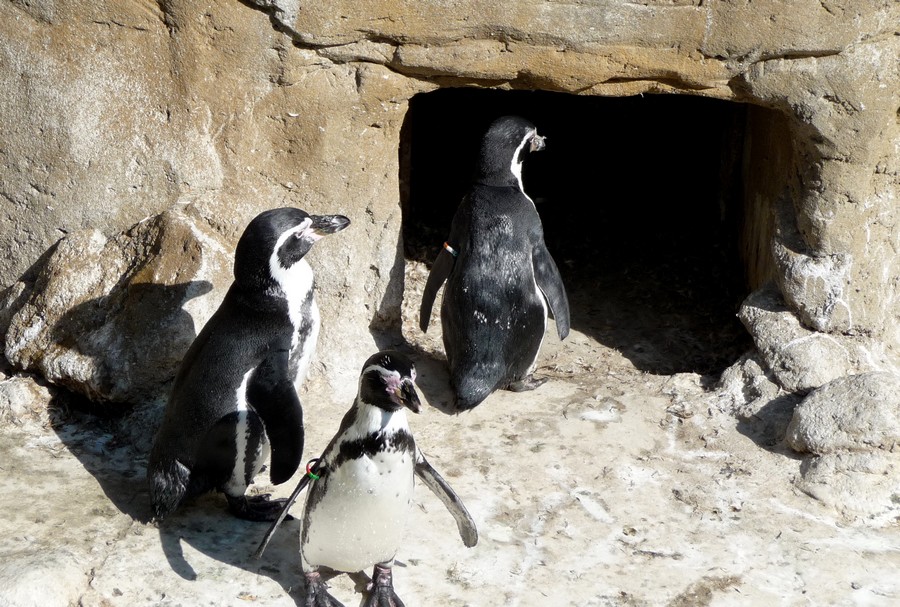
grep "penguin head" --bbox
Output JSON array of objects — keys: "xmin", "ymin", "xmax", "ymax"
[
  {"xmin": 233, "ymin": 207, "xmax": 350, "ymax": 292},
  {"xmin": 474, "ymin": 115, "xmax": 546, "ymax": 188},
  {"xmin": 358, "ymin": 350, "xmax": 421, "ymax": 413}
]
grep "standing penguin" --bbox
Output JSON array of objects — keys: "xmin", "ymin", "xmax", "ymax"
[
  {"xmin": 419, "ymin": 115, "xmax": 570, "ymax": 411},
  {"xmin": 255, "ymin": 350, "xmax": 477, "ymax": 607},
  {"xmin": 148, "ymin": 207, "xmax": 350, "ymax": 522}
]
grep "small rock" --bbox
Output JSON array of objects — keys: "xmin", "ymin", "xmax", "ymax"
[
  {"xmin": 786, "ymin": 372, "xmax": 900, "ymax": 454},
  {"xmin": 795, "ymin": 451, "xmax": 900, "ymax": 523}
]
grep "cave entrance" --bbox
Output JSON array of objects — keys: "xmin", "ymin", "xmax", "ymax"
[{"xmin": 400, "ymin": 88, "xmax": 788, "ymax": 376}]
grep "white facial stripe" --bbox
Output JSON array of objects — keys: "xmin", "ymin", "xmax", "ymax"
[
  {"xmin": 269, "ymin": 218, "xmax": 312, "ymax": 276},
  {"xmin": 269, "ymin": 218, "xmax": 316, "ymax": 354},
  {"xmin": 362, "ymin": 364, "xmax": 401, "ymax": 383},
  {"xmin": 510, "ymin": 129, "xmax": 536, "ymax": 194}
]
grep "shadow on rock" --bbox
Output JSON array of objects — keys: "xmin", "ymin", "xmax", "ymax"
[
  {"xmin": 46, "ymin": 281, "xmax": 217, "ymax": 523},
  {"xmin": 49, "ymin": 280, "xmax": 212, "ymax": 404},
  {"xmin": 156, "ymin": 493, "xmax": 306, "ymax": 605},
  {"xmin": 735, "ymin": 393, "xmax": 803, "ymax": 454}
]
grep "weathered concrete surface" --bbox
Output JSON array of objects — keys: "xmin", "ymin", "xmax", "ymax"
[{"xmin": 2, "ymin": 306, "xmax": 900, "ymax": 607}]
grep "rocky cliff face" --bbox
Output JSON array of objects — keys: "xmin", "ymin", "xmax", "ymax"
[{"xmin": 0, "ymin": 1, "xmax": 898, "ymax": 496}]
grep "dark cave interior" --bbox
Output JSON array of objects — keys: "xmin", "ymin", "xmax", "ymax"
[{"xmin": 400, "ymin": 88, "xmax": 757, "ymax": 376}]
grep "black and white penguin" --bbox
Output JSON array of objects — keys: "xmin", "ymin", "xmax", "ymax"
[
  {"xmin": 147, "ymin": 207, "xmax": 350, "ymax": 522},
  {"xmin": 257, "ymin": 351, "xmax": 477, "ymax": 607},
  {"xmin": 419, "ymin": 115, "xmax": 570, "ymax": 411}
]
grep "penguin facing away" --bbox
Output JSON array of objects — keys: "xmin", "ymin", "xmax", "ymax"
[
  {"xmin": 147, "ymin": 207, "xmax": 350, "ymax": 522},
  {"xmin": 419, "ymin": 115, "xmax": 570, "ymax": 412},
  {"xmin": 254, "ymin": 350, "xmax": 477, "ymax": 607}
]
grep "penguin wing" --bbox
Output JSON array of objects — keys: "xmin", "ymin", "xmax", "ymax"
[
  {"xmin": 247, "ymin": 352, "xmax": 305, "ymax": 485},
  {"xmin": 254, "ymin": 458, "xmax": 322, "ymax": 559},
  {"xmin": 532, "ymin": 243, "xmax": 571, "ymax": 340},
  {"xmin": 419, "ymin": 247, "xmax": 456, "ymax": 332},
  {"xmin": 414, "ymin": 447, "xmax": 478, "ymax": 547}
]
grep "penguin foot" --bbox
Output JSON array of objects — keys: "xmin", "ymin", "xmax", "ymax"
[
  {"xmin": 505, "ymin": 375, "xmax": 548, "ymax": 392},
  {"xmin": 303, "ymin": 571, "xmax": 345, "ymax": 607},
  {"xmin": 363, "ymin": 564, "xmax": 406, "ymax": 607},
  {"xmin": 226, "ymin": 494, "xmax": 293, "ymax": 522}
]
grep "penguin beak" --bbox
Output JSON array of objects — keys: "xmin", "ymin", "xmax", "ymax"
[
  {"xmin": 395, "ymin": 379, "xmax": 421, "ymax": 414},
  {"xmin": 529, "ymin": 133, "xmax": 546, "ymax": 152},
  {"xmin": 310, "ymin": 214, "xmax": 351, "ymax": 237}
]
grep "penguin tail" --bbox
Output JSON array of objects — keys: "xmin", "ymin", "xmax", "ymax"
[
  {"xmin": 148, "ymin": 458, "xmax": 191, "ymax": 522},
  {"xmin": 452, "ymin": 383, "xmax": 493, "ymax": 412}
]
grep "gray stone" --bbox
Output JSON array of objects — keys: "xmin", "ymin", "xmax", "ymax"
[
  {"xmin": 0, "ymin": 549, "xmax": 88, "ymax": 607},
  {"xmin": 795, "ymin": 451, "xmax": 900, "ymax": 524},
  {"xmin": 738, "ymin": 285, "xmax": 896, "ymax": 393},
  {"xmin": 2, "ymin": 209, "xmax": 230, "ymax": 405},
  {"xmin": 0, "ymin": 374, "xmax": 52, "ymax": 425},
  {"xmin": 786, "ymin": 372, "xmax": 900, "ymax": 455}
]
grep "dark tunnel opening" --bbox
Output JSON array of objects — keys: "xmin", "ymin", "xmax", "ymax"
[{"xmin": 400, "ymin": 88, "xmax": 759, "ymax": 376}]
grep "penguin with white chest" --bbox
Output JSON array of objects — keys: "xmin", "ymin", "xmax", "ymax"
[
  {"xmin": 255, "ymin": 351, "xmax": 477, "ymax": 607},
  {"xmin": 148, "ymin": 207, "xmax": 350, "ymax": 522},
  {"xmin": 420, "ymin": 115, "xmax": 570, "ymax": 411}
]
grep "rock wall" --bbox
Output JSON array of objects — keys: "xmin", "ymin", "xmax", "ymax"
[{"xmin": 1, "ymin": 0, "xmax": 898, "ymax": 415}]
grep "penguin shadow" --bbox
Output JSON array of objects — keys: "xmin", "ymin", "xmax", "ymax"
[
  {"xmin": 47, "ymin": 389, "xmax": 153, "ymax": 523},
  {"xmin": 47, "ymin": 281, "xmax": 214, "ymax": 523},
  {"xmin": 49, "ymin": 281, "xmax": 213, "ymax": 393},
  {"xmin": 155, "ymin": 495, "xmax": 307, "ymax": 604}
]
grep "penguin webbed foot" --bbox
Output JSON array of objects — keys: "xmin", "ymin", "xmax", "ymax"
[
  {"xmin": 226, "ymin": 494, "xmax": 294, "ymax": 522},
  {"xmin": 505, "ymin": 375, "xmax": 548, "ymax": 393},
  {"xmin": 363, "ymin": 564, "xmax": 406, "ymax": 607},
  {"xmin": 303, "ymin": 571, "xmax": 345, "ymax": 607}
]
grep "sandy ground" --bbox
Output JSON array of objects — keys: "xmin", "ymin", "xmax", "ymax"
[{"xmin": 1, "ymin": 260, "xmax": 899, "ymax": 607}]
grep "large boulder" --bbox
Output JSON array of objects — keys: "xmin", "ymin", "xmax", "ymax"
[
  {"xmin": 784, "ymin": 371, "xmax": 900, "ymax": 523},
  {"xmin": 1, "ymin": 208, "xmax": 229, "ymax": 405},
  {"xmin": 786, "ymin": 372, "xmax": 900, "ymax": 455}
]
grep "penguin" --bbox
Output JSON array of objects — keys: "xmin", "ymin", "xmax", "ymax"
[
  {"xmin": 254, "ymin": 350, "xmax": 477, "ymax": 607},
  {"xmin": 147, "ymin": 207, "xmax": 350, "ymax": 522},
  {"xmin": 419, "ymin": 115, "xmax": 570, "ymax": 411}
]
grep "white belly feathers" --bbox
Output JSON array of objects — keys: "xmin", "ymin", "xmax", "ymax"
[{"xmin": 302, "ymin": 405, "xmax": 417, "ymax": 573}]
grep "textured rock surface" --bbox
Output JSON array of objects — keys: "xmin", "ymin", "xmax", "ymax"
[
  {"xmin": 1, "ymin": 208, "xmax": 230, "ymax": 404},
  {"xmin": 1, "ymin": 1, "xmax": 898, "ymax": 370},
  {"xmin": 0, "ymin": 0, "xmax": 898, "ymax": 574},
  {"xmin": 737, "ymin": 285, "xmax": 895, "ymax": 393},
  {"xmin": 795, "ymin": 451, "xmax": 900, "ymax": 522},
  {"xmin": 786, "ymin": 372, "xmax": 900, "ymax": 454},
  {"xmin": 2, "ymin": 328, "xmax": 899, "ymax": 607},
  {"xmin": 0, "ymin": 373, "xmax": 52, "ymax": 424}
]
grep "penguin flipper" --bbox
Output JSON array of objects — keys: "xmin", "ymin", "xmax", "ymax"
[
  {"xmin": 253, "ymin": 459, "xmax": 321, "ymax": 559},
  {"xmin": 419, "ymin": 247, "xmax": 455, "ymax": 332},
  {"xmin": 532, "ymin": 243, "xmax": 570, "ymax": 340},
  {"xmin": 247, "ymin": 358, "xmax": 305, "ymax": 485},
  {"xmin": 414, "ymin": 448, "xmax": 478, "ymax": 547}
]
